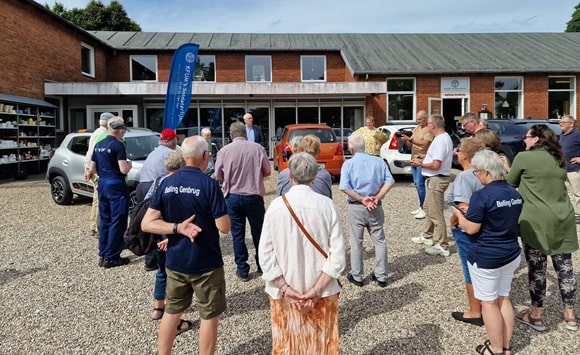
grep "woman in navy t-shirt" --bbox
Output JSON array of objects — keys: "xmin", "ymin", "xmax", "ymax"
[{"xmin": 452, "ymin": 149, "xmax": 522, "ymax": 355}]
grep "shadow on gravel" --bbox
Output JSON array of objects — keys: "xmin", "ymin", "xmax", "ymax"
[
  {"xmin": 365, "ymin": 324, "xmax": 442, "ymax": 354},
  {"xmin": 222, "ymin": 286, "xmax": 270, "ymax": 318},
  {"xmin": 339, "ymin": 282, "xmax": 424, "ymax": 335},
  {"xmin": 225, "ymin": 331, "xmax": 271, "ymax": 354},
  {"xmin": 0, "ymin": 266, "xmax": 47, "ymax": 286},
  {"xmin": 388, "ymin": 252, "xmax": 446, "ymax": 284}
]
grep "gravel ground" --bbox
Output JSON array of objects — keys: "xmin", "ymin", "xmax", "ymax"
[{"xmin": 1, "ymin": 171, "xmax": 579, "ymax": 354}]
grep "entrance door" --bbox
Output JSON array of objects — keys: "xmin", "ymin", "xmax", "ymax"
[
  {"xmin": 442, "ymin": 98, "xmax": 463, "ymax": 134},
  {"xmin": 428, "ymin": 98, "xmax": 442, "ymax": 116},
  {"xmin": 87, "ymin": 105, "xmax": 138, "ymax": 130}
]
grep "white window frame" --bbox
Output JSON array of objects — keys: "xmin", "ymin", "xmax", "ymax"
[
  {"xmin": 86, "ymin": 105, "xmax": 138, "ymax": 130},
  {"xmin": 130, "ymin": 55, "xmax": 158, "ymax": 82},
  {"xmin": 245, "ymin": 55, "xmax": 272, "ymax": 82},
  {"xmin": 548, "ymin": 76, "xmax": 576, "ymax": 118},
  {"xmin": 386, "ymin": 77, "xmax": 416, "ymax": 122},
  {"xmin": 81, "ymin": 42, "xmax": 95, "ymax": 78},
  {"xmin": 301, "ymin": 55, "xmax": 326, "ymax": 82},
  {"xmin": 494, "ymin": 76, "xmax": 524, "ymax": 118}
]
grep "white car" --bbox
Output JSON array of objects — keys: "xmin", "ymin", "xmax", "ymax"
[{"xmin": 378, "ymin": 123, "xmax": 417, "ymax": 175}]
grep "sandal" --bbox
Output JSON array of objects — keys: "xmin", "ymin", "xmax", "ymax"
[
  {"xmin": 151, "ymin": 307, "xmax": 164, "ymax": 320},
  {"xmin": 516, "ymin": 309, "xmax": 546, "ymax": 332},
  {"xmin": 176, "ymin": 319, "xmax": 194, "ymax": 336},
  {"xmin": 475, "ymin": 340, "xmax": 503, "ymax": 355},
  {"xmin": 564, "ymin": 316, "xmax": 578, "ymax": 331}
]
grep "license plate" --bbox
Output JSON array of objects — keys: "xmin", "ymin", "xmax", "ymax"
[{"xmin": 318, "ymin": 163, "xmax": 325, "ymax": 169}]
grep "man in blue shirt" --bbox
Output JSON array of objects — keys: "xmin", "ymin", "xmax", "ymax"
[
  {"xmin": 142, "ymin": 135, "xmax": 231, "ymax": 355},
  {"xmin": 85, "ymin": 117, "xmax": 132, "ymax": 268},
  {"xmin": 558, "ymin": 115, "xmax": 580, "ymax": 223},
  {"xmin": 339, "ymin": 134, "xmax": 395, "ymax": 287},
  {"xmin": 243, "ymin": 113, "xmax": 264, "ymax": 145}
]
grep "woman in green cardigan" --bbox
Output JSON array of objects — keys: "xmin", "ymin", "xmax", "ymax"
[{"xmin": 506, "ymin": 124, "xmax": 578, "ymax": 332}]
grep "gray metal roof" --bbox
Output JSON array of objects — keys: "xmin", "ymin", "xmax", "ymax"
[{"xmin": 90, "ymin": 31, "xmax": 580, "ymax": 75}]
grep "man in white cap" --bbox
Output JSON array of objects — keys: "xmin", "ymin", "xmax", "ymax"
[{"xmin": 85, "ymin": 112, "xmax": 114, "ymax": 237}]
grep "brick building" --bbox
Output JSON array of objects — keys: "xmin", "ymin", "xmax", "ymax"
[{"xmin": 2, "ymin": 0, "xmax": 580, "ymax": 156}]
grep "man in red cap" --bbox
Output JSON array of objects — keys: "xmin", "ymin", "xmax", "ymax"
[{"xmin": 136, "ymin": 128, "xmax": 179, "ymax": 271}]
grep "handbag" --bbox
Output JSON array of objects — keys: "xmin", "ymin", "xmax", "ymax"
[{"xmin": 281, "ymin": 194, "xmax": 342, "ymax": 287}]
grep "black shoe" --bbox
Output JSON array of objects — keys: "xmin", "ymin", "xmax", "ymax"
[
  {"xmin": 236, "ymin": 272, "xmax": 250, "ymax": 282},
  {"xmin": 103, "ymin": 257, "xmax": 130, "ymax": 269},
  {"xmin": 256, "ymin": 267, "xmax": 263, "ymax": 276},
  {"xmin": 144, "ymin": 264, "xmax": 158, "ymax": 272},
  {"xmin": 98, "ymin": 257, "xmax": 104, "ymax": 267},
  {"xmin": 451, "ymin": 311, "xmax": 484, "ymax": 326},
  {"xmin": 370, "ymin": 273, "xmax": 387, "ymax": 288},
  {"xmin": 346, "ymin": 273, "xmax": 363, "ymax": 287}
]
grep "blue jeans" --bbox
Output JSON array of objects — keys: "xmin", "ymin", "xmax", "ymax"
[
  {"xmin": 226, "ymin": 194, "xmax": 265, "ymax": 276},
  {"xmin": 98, "ymin": 179, "xmax": 129, "ymax": 260},
  {"xmin": 452, "ymin": 228, "xmax": 472, "ymax": 284},
  {"xmin": 153, "ymin": 250, "xmax": 167, "ymax": 301},
  {"xmin": 411, "ymin": 166, "xmax": 426, "ymax": 208}
]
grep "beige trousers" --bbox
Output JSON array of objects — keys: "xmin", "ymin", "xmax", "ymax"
[
  {"xmin": 565, "ymin": 171, "xmax": 580, "ymax": 216},
  {"xmin": 90, "ymin": 186, "xmax": 99, "ymax": 233},
  {"xmin": 422, "ymin": 176, "xmax": 451, "ymax": 247}
]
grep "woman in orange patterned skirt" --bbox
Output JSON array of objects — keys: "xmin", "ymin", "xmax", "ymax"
[{"xmin": 259, "ymin": 152, "xmax": 346, "ymax": 354}]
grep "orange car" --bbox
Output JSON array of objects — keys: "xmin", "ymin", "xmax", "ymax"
[{"xmin": 272, "ymin": 124, "xmax": 345, "ymax": 176}]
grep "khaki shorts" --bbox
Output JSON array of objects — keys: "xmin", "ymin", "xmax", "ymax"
[{"xmin": 165, "ymin": 267, "xmax": 227, "ymax": 319}]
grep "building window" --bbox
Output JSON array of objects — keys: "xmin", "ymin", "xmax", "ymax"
[
  {"xmin": 130, "ymin": 55, "xmax": 158, "ymax": 81},
  {"xmin": 387, "ymin": 78, "xmax": 415, "ymax": 121},
  {"xmin": 548, "ymin": 76, "xmax": 575, "ymax": 118},
  {"xmin": 301, "ymin": 56, "xmax": 326, "ymax": 81},
  {"xmin": 194, "ymin": 55, "xmax": 216, "ymax": 82},
  {"xmin": 81, "ymin": 43, "xmax": 95, "ymax": 78},
  {"xmin": 246, "ymin": 56, "xmax": 271, "ymax": 82},
  {"xmin": 495, "ymin": 76, "xmax": 523, "ymax": 118}
]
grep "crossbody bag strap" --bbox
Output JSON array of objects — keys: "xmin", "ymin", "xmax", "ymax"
[{"xmin": 281, "ymin": 194, "xmax": 328, "ymax": 259}]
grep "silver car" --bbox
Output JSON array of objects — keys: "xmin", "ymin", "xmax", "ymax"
[{"xmin": 46, "ymin": 128, "xmax": 159, "ymax": 207}]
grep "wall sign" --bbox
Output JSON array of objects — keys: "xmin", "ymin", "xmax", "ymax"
[{"xmin": 441, "ymin": 77, "xmax": 469, "ymax": 98}]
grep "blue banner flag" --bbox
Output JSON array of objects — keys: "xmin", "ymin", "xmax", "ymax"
[{"xmin": 164, "ymin": 43, "xmax": 199, "ymax": 129}]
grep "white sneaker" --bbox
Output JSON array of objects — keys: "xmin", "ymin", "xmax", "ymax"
[
  {"xmin": 410, "ymin": 208, "xmax": 422, "ymax": 215},
  {"xmin": 411, "ymin": 235, "xmax": 434, "ymax": 246},
  {"xmin": 414, "ymin": 209, "xmax": 426, "ymax": 219},
  {"xmin": 425, "ymin": 243, "xmax": 450, "ymax": 257}
]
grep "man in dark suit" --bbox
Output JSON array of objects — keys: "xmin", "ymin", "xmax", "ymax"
[{"xmin": 243, "ymin": 113, "xmax": 264, "ymax": 145}]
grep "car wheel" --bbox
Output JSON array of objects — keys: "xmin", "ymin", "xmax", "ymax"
[
  {"xmin": 129, "ymin": 190, "xmax": 138, "ymax": 213},
  {"xmin": 50, "ymin": 175, "xmax": 73, "ymax": 205}
]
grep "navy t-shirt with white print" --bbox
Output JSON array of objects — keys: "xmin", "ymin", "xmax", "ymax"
[
  {"xmin": 465, "ymin": 180, "xmax": 522, "ymax": 269},
  {"xmin": 149, "ymin": 166, "xmax": 228, "ymax": 275}
]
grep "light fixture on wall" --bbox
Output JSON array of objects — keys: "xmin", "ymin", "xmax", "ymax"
[{"xmin": 501, "ymin": 100, "xmax": 510, "ymax": 108}]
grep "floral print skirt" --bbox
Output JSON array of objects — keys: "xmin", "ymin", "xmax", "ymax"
[{"xmin": 269, "ymin": 293, "xmax": 339, "ymax": 355}]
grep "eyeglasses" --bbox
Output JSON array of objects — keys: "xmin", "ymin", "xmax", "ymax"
[{"xmin": 559, "ymin": 120, "xmax": 574, "ymax": 125}]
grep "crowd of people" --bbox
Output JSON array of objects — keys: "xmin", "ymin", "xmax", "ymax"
[{"xmin": 84, "ymin": 112, "xmax": 578, "ymax": 354}]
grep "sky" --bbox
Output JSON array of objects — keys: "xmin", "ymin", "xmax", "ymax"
[{"xmin": 40, "ymin": 0, "xmax": 579, "ymax": 33}]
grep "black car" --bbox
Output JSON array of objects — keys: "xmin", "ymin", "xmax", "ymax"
[{"xmin": 485, "ymin": 119, "xmax": 561, "ymax": 162}]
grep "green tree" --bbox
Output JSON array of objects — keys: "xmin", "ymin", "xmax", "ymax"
[
  {"xmin": 566, "ymin": 2, "xmax": 580, "ymax": 32},
  {"xmin": 44, "ymin": 0, "xmax": 141, "ymax": 31}
]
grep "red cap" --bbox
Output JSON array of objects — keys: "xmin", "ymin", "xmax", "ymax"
[{"xmin": 160, "ymin": 128, "xmax": 178, "ymax": 140}]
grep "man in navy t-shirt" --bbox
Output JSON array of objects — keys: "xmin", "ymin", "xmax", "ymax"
[
  {"xmin": 142, "ymin": 136, "xmax": 230, "ymax": 355},
  {"xmin": 85, "ymin": 117, "xmax": 132, "ymax": 268}
]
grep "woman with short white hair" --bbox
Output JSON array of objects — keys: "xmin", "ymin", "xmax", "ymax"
[{"xmin": 452, "ymin": 149, "xmax": 522, "ymax": 355}]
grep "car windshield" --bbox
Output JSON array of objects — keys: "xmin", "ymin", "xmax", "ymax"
[
  {"xmin": 290, "ymin": 129, "xmax": 337, "ymax": 143},
  {"xmin": 125, "ymin": 135, "xmax": 159, "ymax": 160}
]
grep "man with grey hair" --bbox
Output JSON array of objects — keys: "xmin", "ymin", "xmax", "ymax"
[
  {"xmin": 558, "ymin": 115, "xmax": 580, "ymax": 223},
  {"xmin": 243, "ymin": 113, "xmax": 264, "ymax": 145},
  {"xmin": 460, "ymin": 112, "xmax": 485, "ymax": 135},
  {"xmin": 142, "ymin": 135, "xmax": 230, "ymax": 355},
  {"xmin": 201, "ymin": 127, "xmax": 218, "ymax": 176},
  {"xmin": 84, "ymin": 112, "xmax": 114, "ymax": 237},
  {"xmin": 85, "ymin": 116, "xmax": 132, "ymax": 268},
  {"xmin": 410, "ymin": 114, "xmax": 454, "ymax": 257},
  {"xmin": 215, "ymin": 121, "xmax": 271, "ymax": 281},
  {"xmin": 340, "ymin": 134, "xmax": 395, "ymax": 287}
]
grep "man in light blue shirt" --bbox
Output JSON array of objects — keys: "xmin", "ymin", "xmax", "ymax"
[
  {"xmin": 243, "ymin": 113, "xmax": 263, "ymax": 145},
  {"xmin": 339, "ymin": 134, "xmax": 395, "ymax": 287}
]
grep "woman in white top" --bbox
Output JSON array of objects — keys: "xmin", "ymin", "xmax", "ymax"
[{"xmin": 259, "ymin": 152, "xmax": 346, "ymax": 354}]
